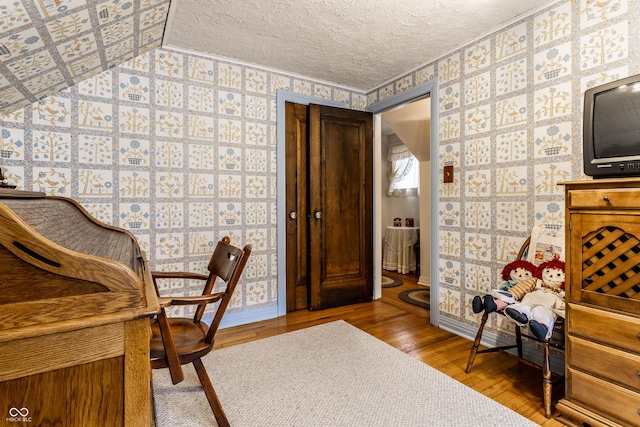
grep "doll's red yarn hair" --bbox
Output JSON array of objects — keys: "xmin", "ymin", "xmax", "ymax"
[
  {"xmin": 501, "ymin": 259, "xmax": 537, "ymax": 281},
  {"xmin": 535, "ymin": 256, "xmax": 565, "ymax": 280}
]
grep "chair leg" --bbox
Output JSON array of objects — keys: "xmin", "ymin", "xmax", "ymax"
[
  {"xmin": 157, "ymin": 312, "xmax": 185, "ymax": 385},
  {"xmin": 466, "ymin": 311, "xmax": 489, "ymax": 373},
  {"xmin": 542, "ymin": 341, "xmax": 553, "ymax": 418},
  {"xmin": 193, "ymin": 358, "xmax": 230, "ymax": 427},
  {"xmin": 515, "ymin": 324, "xmax": 523, "ymax": 358}
]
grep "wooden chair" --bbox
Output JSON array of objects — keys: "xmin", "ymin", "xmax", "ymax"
[
  {"xmin": 150, "ymin": 236, "xmax": 252, "ymax": 427},
  {"xmin": 465, "ymin": 237, "xmax": 565, "ymax": 418}
]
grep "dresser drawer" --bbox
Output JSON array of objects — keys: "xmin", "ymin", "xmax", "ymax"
[
  {"xmin": 567, "ymin": 368, "xmax": 640, "ymax": 425},
  {"xmin": 568, "ymin": 188, "xmax": 640, "ymax": 209},
  {"xmin": 568, "ymin": 335, "xmax": 640, "ymax": 391},
  {"xmin": 570, "ymin": 304, "xmax": 640, "ymax": 353}
]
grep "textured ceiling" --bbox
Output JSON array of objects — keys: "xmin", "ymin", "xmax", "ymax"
[
  {"xmin": 0, "ymin": 0, "xmax": 556, "ymax": 117},
  {"xmin": 0, "ymin": 0, "xmax": 170, "ymax": 115},
  {"xmin": 163, "ymin": 0, "xmax": 555, "ymax": 91}
]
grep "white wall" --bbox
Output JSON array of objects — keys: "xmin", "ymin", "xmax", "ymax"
[{"xmin": 418, "ymin": 159, "xmax": 430, "ymax": 285}]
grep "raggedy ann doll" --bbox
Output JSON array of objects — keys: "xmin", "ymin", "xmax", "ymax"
[
  {"xmin": 471, "ymin": 259, "xmax": 537, "ymax": 314},
  {"xmin": 504, "ymin": 256, "xmax": 566, "ymax": 340}
]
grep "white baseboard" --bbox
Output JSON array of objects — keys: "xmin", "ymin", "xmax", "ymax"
[{"xmin": 202, "ymin": 305, "xmax": 279, "ymax": 329}]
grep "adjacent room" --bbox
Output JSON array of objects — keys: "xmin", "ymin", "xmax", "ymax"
[{"xmin": 1, "ymin": 0, "xmax": 639, "ymax": 425}]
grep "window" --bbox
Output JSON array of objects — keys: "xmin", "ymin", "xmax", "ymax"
[{"xmin": 387, "ymin": 144, "xmax": 420, "ymax": 197}]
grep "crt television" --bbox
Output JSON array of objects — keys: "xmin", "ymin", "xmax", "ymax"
[{"xmin": 583, "ymin": 73, "xmax": 640, "ymax": 178}]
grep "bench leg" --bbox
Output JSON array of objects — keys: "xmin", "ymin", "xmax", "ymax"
[{"xmin": 466, "ymin": 312, "xmax": 489, "ymax": 373}]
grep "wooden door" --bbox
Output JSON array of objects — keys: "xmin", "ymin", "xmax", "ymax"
[
  {"xmin": 285, "ymin": 102, "xmax": 310, "ymax": 311},
  {"xmin": 285, "ymin": 103, "xmax": 373, "ymax": 311},
  {"xmin": 308, "ymin": 104, "xmax": 373, "ymax": 310}
]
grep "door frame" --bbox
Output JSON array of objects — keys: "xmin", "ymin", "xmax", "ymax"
[
  {"xmin": 276, "ymin": 91, "xmax": 343, "ymax": 316},
  {"xmin": 276, "ymin": 81, "xmax": 439, "ymax": 326},
  {"xmin": 366, "ymin": 80, "xmax": 440, "ymax": 327}
]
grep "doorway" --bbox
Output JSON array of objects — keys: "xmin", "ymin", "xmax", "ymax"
[
  {"xmin": 380, "ymin": 96, "xmax": 429, "ymax": 284},
  {"xmin": 367, "ymin": 80, "xmax": 439, "ymax": 327},
  {"xmin": 276, "ymin": 80, "xmax": 439, "ymax": 326}
]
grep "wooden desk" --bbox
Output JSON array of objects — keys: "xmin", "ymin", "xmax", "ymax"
[
  {"xmin": 0, "ymin": 190, "xmax": 158, "ymax": 426},
  {"xmin": 383, "ymin": 226, "xmax": 419, "ymax": 274}
]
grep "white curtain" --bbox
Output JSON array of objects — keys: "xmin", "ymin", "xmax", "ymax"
[{"xmin": 387, "ymin": 144, "xmax": 420, "ymax": 197}]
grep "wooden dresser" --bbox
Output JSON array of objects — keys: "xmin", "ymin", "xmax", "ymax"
[
  {"xmin": 557, "ymin": 179, "xmax": 640, "ymax": 426},
  {"xmin": 0, "ymin": 189, "xmax": 158, "ymax": 426}
]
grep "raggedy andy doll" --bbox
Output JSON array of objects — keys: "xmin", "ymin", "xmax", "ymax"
[
  {"xmin": 504, "ymin": 256, "xmax": 566, "ymax": 340},
  {"xmin": 471, "ymin": 259, "xmax": 537, "ymax": 314}
]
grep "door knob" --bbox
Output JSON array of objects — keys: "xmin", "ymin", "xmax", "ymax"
[
  {"xmin": 288, "ymin": 210, "xmax": 297, "ymax": 224},
  {"xmin": 314, "ymin": 211, "xmax": 322, "ymax": 219}
]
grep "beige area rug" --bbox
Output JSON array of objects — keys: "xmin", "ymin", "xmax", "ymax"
[{"xmin": 152, "ymin": 321, "xmax": 538, "ymax": 427}]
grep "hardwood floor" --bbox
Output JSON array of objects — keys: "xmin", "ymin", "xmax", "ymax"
[{"xmin": 215, "ymin": 271, "xmax": 563, "ymax": 426}]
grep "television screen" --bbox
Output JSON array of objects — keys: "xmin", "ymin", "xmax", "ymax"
[{"xmin": 593, "ymin": 83, "xmax": 640, "ymax": 159}]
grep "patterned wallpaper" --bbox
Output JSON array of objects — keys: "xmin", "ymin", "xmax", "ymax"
[
  {"xmin": 0, "ymin": 47, "xmax": 367, "ymax": 320},
  {"xmin": 0, "ymin": 0, "xmax": 170, "ymax": 114},
  {"xmin": 367, "ymin": 0, "xmax": 639, "ymax": 335},
  {"xmin": 1, "ymin": 0, "xmax": 638, "ymax": 333}
]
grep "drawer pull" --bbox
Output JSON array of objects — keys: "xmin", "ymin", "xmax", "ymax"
[{"xmin": 603, "ymin": 196, "xmax": 610, "ymax": 202}]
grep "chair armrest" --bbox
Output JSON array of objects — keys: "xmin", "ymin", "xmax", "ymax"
[
  {"xmin": 158, "ymin": 292, "xmax": 224, "ymax": 307},
  {"xmin": 152, "ymin": 271, "xmax": 209, "ymax": 281}
]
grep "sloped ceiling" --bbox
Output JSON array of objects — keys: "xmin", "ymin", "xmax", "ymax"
[
  {"xmin": 0, "ymin": 0, "xmax": 170, "ymax": 115},
  {"xmin": 0, "ymin": 0, "xmax": 554, "ymax": 116},
  {"xmin": 381, "ymin": 97, "xmax": 430, "ymax": 162}
]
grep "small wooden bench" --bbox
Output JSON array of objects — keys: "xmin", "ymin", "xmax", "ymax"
[{"xmin": 464, "ymin": 237, "xmax": 565, "ymax": 418}]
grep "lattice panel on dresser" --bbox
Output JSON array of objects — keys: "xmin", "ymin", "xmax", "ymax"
[{"xmin": 582, "ymin": 226, "xmax": 640, "ymax": 299}]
